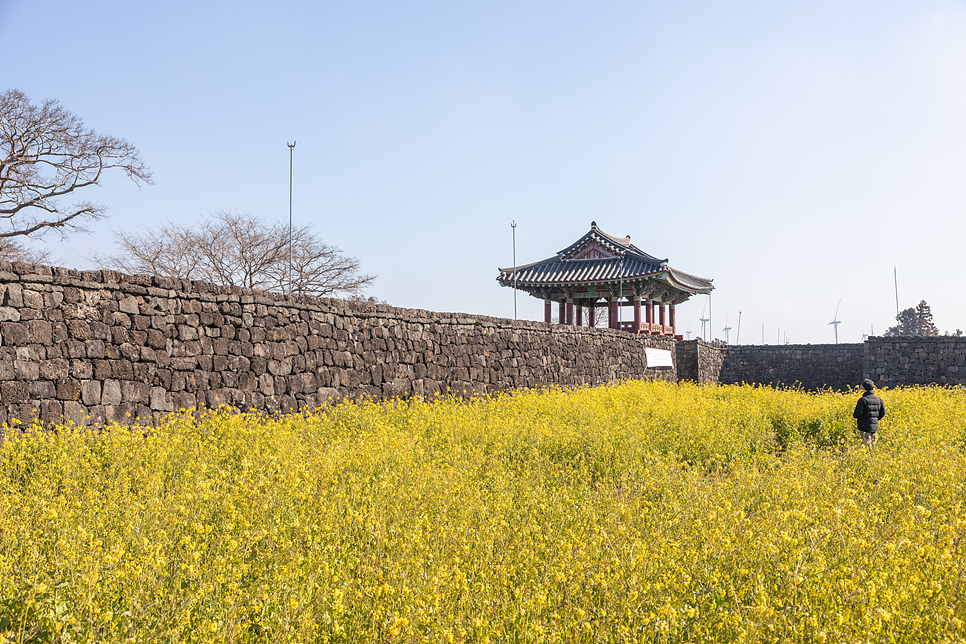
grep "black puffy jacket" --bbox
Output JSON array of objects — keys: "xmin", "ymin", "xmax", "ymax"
[{"xmin": 853, "ymin": 391, "xmax": 886, "ymax": 433}]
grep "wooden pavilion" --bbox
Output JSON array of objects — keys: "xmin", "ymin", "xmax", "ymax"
[{"xmin": 496, "ymin": 222, "xmax": 713, "ymax": 338}]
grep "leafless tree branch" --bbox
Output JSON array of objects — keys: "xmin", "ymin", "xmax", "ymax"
[{"xmin": 0, "ymin": 88, "xmax": 152, "ymax": 241}]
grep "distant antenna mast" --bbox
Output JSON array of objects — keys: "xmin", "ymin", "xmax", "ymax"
[
  {"xmin": 828, "ymin": 299, "xmax": 842, "ymax": 344},
  {"xmin": 708, "ymin": 293, "xmax": 712, "ymax": 342},
  {"xmin": 287, "ymin": 140, "xmax": 296, "ymax": 296},
  {"xmin": 894, "ymin": 266, "xmax": 899, "ymax": 317},
  {"xmin": 699, "ymin": 298, "xmax": 709, "ymax": 342},
  {"xmin": 511, "ymin": 221, "xmax": 517, "ymax": 320}
]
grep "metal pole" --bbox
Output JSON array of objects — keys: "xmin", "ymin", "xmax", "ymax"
[
  {"xmin": 736, "ymin": 310, "xmax": 742, "ymax": 345},
  {"xmin": 894, "ymin": 265, "xmax": 899, "ymax": 317},
  {"xmin": 511, "ymin": 221, "xmax": 517, "ymax": 320},
  {"xmin": 287, "ymin": 141, "xmax": 296, "ymax": 295}
]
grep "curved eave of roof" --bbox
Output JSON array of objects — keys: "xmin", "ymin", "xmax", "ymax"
[{"xmin": 658, "ymin": 267, "xmax": 714, "ymax": 294}]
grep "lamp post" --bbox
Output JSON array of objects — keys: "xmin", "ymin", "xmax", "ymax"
[
  {"xmin": 287, "ymin": 141, "xmax": 296, "ymax": 295},
  {"xmin": 511, "ymin": 221, "xmax": 517, "ymax": 320}
]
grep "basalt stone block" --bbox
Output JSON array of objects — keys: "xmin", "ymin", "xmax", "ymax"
[
  {"xmin": 13, "ymin": 359, "xmax": 39, "ymax": 380},
  {"xmin": 55, "ymin": 379, "xmax": 81, "ymax": 401},
  {"xmin": 70, "ymin": 360, "xmax": 93, "ymax": 380},
  {"xmin": 121, "ymin": 381, "xmax": 149, "ymax": 404},
  {"xmin": 2, "ymin": 321, "xmax": 29, "ymax": 345},
  {"xmin": 67, "ymin": 320, "xmax": 92, "ymax": 341},
  {"xmin": 119, "ymin": 343, "xmax": 140, "ymax": 361},
  {"xmin": 258, "ymin": 373, "xmax": 274, "ymax": 396},
  {"xmin": 146, "ymin": 329, "xmax": 166, "ymax": 349},
  {"xmin": 149, "ymin": 387, "xmax": 172, "ymax": 411},
  {"xmin": 29, "ymin": 380, "xmax": 56, "ymax": 399},
  {"xmin": 205, "ymin": 388, "xmax": 230, "ymax": 408},
  {"xmin": 2, "ymin": 284, "xmax": 24, "ymax": 308},
  {"xmin": 86, "ymin": 339, "xmax": 106, "ymax": 359},
  {"xmin": 92, "ymin": 360, "xmax": 112, "ymax": 380},
  {"xmin": 81, "ymin": 380, "xmax": 101, "ymax": 405},
  {"xmin": 0, "ymin": 307, "xmax": 21, "ymax": 322},
  {"xmin": 40, "ymin": 399, "xmax": 63, "ymax": 422},
  {"xmin": 62, "ymin": 401, "xmax": 87, "ymax": 425},
  {"xmin": 119, "ymin": 296, "xmax": 140, "ymax": 315}
]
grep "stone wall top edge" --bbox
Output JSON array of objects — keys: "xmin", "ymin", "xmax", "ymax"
[
  {"xmin": 726, "ymin": 343, "xmax": 864, "ymax": 350},
  {"xmin": 866, "ymin": 336, "xmax": 966, "ymax": 342},
  {"xmin": 0, "ymin": 261, "xmax": 678, "ymax": 344}
]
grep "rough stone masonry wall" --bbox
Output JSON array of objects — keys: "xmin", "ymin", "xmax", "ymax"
[
  {"xmin": 675, "ymin": 340, "xmax": 725, "ymax": 384},
  {"xmin": 0, "ymin": 262, "xmax": 677, "ymax": 428},
  {"xmin": 865, "ymin": 336, "xmax": 966, "ymax": 387},
  {"xmin": 719, "ymin": 344, "xmax": 864, "ymax": 391}
]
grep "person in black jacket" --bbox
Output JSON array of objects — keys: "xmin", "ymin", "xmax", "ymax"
[{"xmin": 853, "ymin": 379, "xmax": 886, "ymax": 447}]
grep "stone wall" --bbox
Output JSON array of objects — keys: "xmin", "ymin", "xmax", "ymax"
[
  {"xmin": 0, "ymin": 262, "xmax": 677, "ymax": 427},
  {"xmin": 675, "ymin": 340, "xmax": 725, "ymax": 384},
  {"xmin": 865, "ymin": 336, "xmax": 966, "ymax": 387},
  {"xmin": 718, "ymin": 343, "xmax": 865, "ymax": 391}
]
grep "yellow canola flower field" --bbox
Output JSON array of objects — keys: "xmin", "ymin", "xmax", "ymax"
[{"xmin": 1, "ymin": 380, "xmax": 965, "ymax": 643}]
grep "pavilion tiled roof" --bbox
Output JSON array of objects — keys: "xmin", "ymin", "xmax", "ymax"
[
  {"xmin": 507, "ymin": 255, "xmax": 663, "ymax": 285},
  {"xmin": 497, "ymin": 222, "xmax": 713, "ymax": 297}
]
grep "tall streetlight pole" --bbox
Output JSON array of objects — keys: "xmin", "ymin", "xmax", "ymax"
[
  {"xmin": 511, "ymin": 221, "xmax": 517, "ymax": 320},
  {"xmin": 287, "ymin": 141, "xmax": 296, "ymax": 296}
]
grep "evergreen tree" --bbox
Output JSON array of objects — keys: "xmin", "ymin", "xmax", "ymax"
[
  {"xmin": 915, "ymin": 300, "xmax": 940, "ymax": 336},
  {"xmin": 884, "ymin": 300, "xmax": 940, "ymax": 336}
]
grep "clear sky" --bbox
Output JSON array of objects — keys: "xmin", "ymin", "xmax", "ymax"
[{"xmin": 2, "ymin": 1, "xmax": 964, "ymax": 344}]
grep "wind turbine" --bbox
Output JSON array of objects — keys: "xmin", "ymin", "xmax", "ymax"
[
  {"xmin": 685, "ymin": 317, "xmax": 692, "ymax": 340},
  {"xmin": 828, "ymin": 299, "xmax": 842, "ymax": 344},
  {"xmin": 699, "ymin": 299, "xmax": 710, "ymax": 341},
  {"xmin": 722, "ymin": 310, "xmax": 732, "ymax": 344}
]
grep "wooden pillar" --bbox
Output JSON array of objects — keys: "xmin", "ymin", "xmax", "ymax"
[
  {"xmin": 588, "ymin": 304, "xmax": 596, "ymax": 328},
  {"xmin": 609, "ymin": 298, "xmax": 619, "ymax": 329},
  {"xmin": 566, "ymin": 301, "xmax": 574, "ymax": 326},
  {"xmin": 669, "ymin": 304, "xmax": 676, "ymax": 336},
  {"xmin": 544, "ymin": 300, "xmax": 552, "ymax": 324},
  {"xmin": 633, "ymin": 297, "xmax": 642, "ymax": 334},
  {"xmin": 576, "ymin": 302, "xmax": 583, "ymax": 327},
  {"xmin": 558, "ymin": 301, "xmax": 566, "ymax": 325},
  {"xmin": 659, "ymin": 302, "xmax": 667, "ymax": 334},
  {"xmin": 645, "ymin": 300, "xmax": 654, "ymax": 335}
]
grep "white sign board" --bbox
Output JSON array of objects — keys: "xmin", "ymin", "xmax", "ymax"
[{"xmin": 645, "ymin": 347, "xmax": 674, "ymax": 368}]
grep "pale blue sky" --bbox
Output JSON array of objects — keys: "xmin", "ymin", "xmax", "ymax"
[{"xmin": 2, "ymin": 1, "xmax": 964, "ymax": 343}]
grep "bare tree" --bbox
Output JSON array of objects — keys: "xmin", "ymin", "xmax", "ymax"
[
  {"xmin": 0, "ymin": 237, "xmax": 57, "ymax": 264},
  {"xmin": 96, "ymin": 209, "xmax": 375, "ymax": 298},
  {"xmin": 0, "ymin": 89, "xmax": 152, "ymax": 243},
  {"xmin": 269, "ymin": 224, "xmax": 375, "ymax": 297}
]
